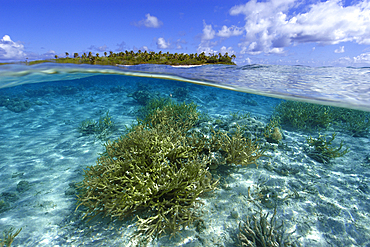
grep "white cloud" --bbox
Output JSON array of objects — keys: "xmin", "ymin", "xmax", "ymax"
[
  {"xmin": 44, "ymin": 50, "xmax": 56, "ymax": 56},
  {"xmin": 175, "ymin": 39, "xmax": 187, "ymax": 49},
  {"xmin": 286, "ymin": 1, "xmax": 370, "ymax": 44},
  {"xmin": 336, "ymin": 56, "xmax": 352, "ymax": 66},
  {"xmin": 39, "ymin": 50, "xmax": 59, "ymax": 59},
  {"xmin": 230, "ymin": 0, "xmax": 370, "ymax": 55},
  {"xmin": 136, "ymin": 14, "xmax": 163, "ymax": 28},
  {"xmin": 197, "ymin": 41, "xmax": 216, "ymax": 55},
  {"xmin": 45, "ymin": 50, "xmax": 56, "ymax": 54},
  {"xmin": 229, "ymin": 0, "xmax": 295, "ymax": 16},
  {"xmin": 269, "ymin": 47, "xmax": 285, "ymax": 54},
  {"xmin": 88, "ymin": 44, "xmax": 108, "ymax": 52},
  {"xmin": 197, "ymin": 22, "xmax": 241, "ymax": 55},
  {"xmin": 334, "ymin": 46, "xmax": 345, "ymax": 53},
  {"xmin": 244, "ymin": 57, "xmax": 252, "ymax": 64},
  {"xmin": 219, "ymin": 46, "xmax": 235, "ymax": 55},
  {"xmin": 116, "ymin": 41, "xmax": 127, "ymax": 51},
  {"xmin": 201, "ymin": 21, "xmax": 215, "ymax": 40},
  {"xmin": 335, "ymin": 52, "xmax": 370, "ymax": 66},
  {"xmin": 217, "ymin": 25, "xmax": 243, "ymax": 38},
  {"xmin": 156, "ymin": 37, "xmax": 170, "ymax": 49},
  {"xmin": 97, "ymin": 45, "xmax": 108, "ymax": 52},
  {"xmin": 2, "ymin": 35, "xmax": 11, "ymax": 42},
  {"xmin": 353, "ymin": 52, "xmax": 370, "ymax": 64},
  {"xmin": 197, "ymin": 21, "xmax": 217, "ymax": 54},
  {"xmin": 0, "ymin": 35, "xmax": 26, "ymax": 60}
]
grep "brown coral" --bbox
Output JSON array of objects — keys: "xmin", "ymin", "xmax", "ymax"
[{"xmin": 270, "ymin": 127, "xmax": 283, "ymax": 143}]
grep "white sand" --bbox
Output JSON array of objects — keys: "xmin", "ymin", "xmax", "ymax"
[{"xmin": 0, "ymin": 77, "xmax": 369, "ymax": 246}]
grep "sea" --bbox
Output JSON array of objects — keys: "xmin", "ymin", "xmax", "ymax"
[{"xmin": 0, "ymin": 63, "xmax": 369, "ymax": 246}]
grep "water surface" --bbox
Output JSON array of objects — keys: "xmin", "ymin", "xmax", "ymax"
[{"xmin": 0, "ymin": 63, "xmax": 369, "ymax": 246}]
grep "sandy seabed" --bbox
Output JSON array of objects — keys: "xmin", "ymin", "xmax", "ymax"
[{"xmin": 0, "ymin": 75, "xmax": 369, "ymax": 247}]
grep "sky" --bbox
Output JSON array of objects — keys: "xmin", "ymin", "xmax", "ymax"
[{"xmin": 1, "ymin": 0, "xmax": 370, "ymax": 66}]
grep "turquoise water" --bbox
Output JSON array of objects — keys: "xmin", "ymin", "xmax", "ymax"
[{"xmin": 0, "ymin": 63, "xmax": 369, "ymax": 246}]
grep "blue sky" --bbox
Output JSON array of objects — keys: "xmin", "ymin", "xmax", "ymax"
[{"xmin": 1, "ymin": 0, "xmax": 370, "ymax": 66}]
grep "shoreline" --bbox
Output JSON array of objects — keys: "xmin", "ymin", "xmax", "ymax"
[{"xmin": 170, "ymin": 64, "xmax": 206, "ymax": 68}]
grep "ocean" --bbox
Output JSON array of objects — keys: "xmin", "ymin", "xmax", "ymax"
[{"xmin": 0, "ymin": 63, "xmax": 369, "ymax": 246}]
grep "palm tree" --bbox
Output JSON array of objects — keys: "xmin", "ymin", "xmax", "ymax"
[
  {"xmin": 90, "ymin": 56, "xmax": 96, "ymax": 65},
  {"xmin": 47, "ymin": 49, "xmax": 235, "ymax": 65},
  {"xmin": 198, "ymin": 52, "xmax": 206, "ymax": 62}
]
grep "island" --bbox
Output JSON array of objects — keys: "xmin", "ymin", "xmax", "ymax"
[{"xmin": 27, "ymin": 50, "xmax": 236, "ymax": 66}]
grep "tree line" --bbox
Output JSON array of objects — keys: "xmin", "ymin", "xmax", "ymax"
[{"xmin": 48, "ymin": 50, "xmax": 236, "ymax": 66}]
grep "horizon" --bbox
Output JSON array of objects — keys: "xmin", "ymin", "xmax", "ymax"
[{"xmin": 1, "ymin": 0, "xmax": 370, "ymax": 67}]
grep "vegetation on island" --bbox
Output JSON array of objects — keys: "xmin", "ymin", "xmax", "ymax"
[{"xmin": 27, "ymin": 50, "xmax": 236, "ymax": 66}]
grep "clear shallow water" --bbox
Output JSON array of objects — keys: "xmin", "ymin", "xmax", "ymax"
[
  {"xmin": 2, "ymin": 63, "xmax": 370, "ymax": 111},
  {"xmin": 0, "ymin": 63, "xmax": 369, "ymax": 246}
]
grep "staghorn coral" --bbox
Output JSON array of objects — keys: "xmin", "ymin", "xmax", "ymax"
[
  {"xmin": 274, "ymin": 100, "xmax": 370, "ymax": 136},
  {"xmin": 78, "ymin": 118, "xmax": 98, "ymax": 135},
  {"xmin": 306, "ymin": 132, "xmax": 349, "ymax": 163},
  {"xmin": 270, "ymin": 128, "xmax": 283, "ymax": 143},
  {"xmin": 273, "ymin": 101, "xmax": 332, "ymax": 130},
  {"xmin": 212, "ymin": 125, "xmax": 266, "ymax": 167},
  {"xmin": 137, "ymin": 97, "xmax": 171, "ymax": 120},
  {"xmin": 138, "ymin": 97, "xmax": 200, "ymax": 132},
  {"xmin": 330, "ymin": 107, "xmax": 370, "ymax": 137},
  {"xmin": 76, "ymin": 123, "xmax": 217, "ymax": 243},
  {"xmin": 129, "ymin": 90, "xmax": 154, "ymax": 105},
  {"xmin": 264, "ymin": 118, "xmax": 283, "ymax": 144},
  {"xmin": 0, "ymin": 227, "xmax": 22, "ymax": 247},
  {"xmin": 78, "ymin": 110, "xmax": 115, "ymax": 140},
  {"xmin": 238, "ymin": 208, "xmax": 295, "ymax": 247},
  {"xmin": 172, "ymin": 87, "xmax": 189, "ymax": 101},
  {"xmin": 76, "ymin": 100, "xmax": 266, "ymax": 244}
]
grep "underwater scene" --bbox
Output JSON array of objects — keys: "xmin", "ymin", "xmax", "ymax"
[{"xmin": 0, "ymin": 63, "xmax": 370, "ymax": 247}]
